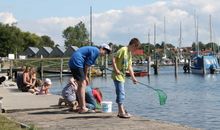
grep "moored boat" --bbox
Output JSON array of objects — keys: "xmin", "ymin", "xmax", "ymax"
[
  {"xmin": 126, "ymin": 69, "xmax": 148, "ymax": 77},
  {"xmin": 190, "ymin": 55, "xmax": 220, "ymax": 74}
]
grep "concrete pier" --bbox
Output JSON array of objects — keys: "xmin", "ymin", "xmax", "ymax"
[{"xmin": 0, "ymin": 79, "xmax": 200, "ymax": 130}]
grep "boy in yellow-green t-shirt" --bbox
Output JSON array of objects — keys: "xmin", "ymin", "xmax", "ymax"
[{"xmin": 112, "ymin": 38, "xmax": 141, "ymax": 118}]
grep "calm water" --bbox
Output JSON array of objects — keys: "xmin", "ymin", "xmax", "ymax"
[{"xmin": 50, "ymin": 66, "xmax": 220, "ymax": 130}]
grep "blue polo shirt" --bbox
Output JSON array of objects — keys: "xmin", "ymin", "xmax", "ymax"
[{"xmin": 69, "ymin": 46, "xmax": 100, "ymax": 69}]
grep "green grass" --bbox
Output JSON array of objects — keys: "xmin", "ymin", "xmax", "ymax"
[{"xmin": 0, "ymin": 114, "xmax": 38, "ymax": 130}]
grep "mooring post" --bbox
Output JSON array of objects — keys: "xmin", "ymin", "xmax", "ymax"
[
  {"xmin": 147, "ymin": 56, "xmax": 151, "ymax": 75},
  {"xmin": 202, "ymin": 56, "xmax": 206, "ymax": 75},
  {"xmin": 154, "ymin": 59, "xmax": 158, "ymax": 75},
  {"xmin": 40, "ymin": 60, "xmax": 43, "ymax": 80},
  {"xmin": 10, "ymin": 60, "xmax": 13, "ymax": 78},
  {"xmin": 105, "ymin": 54, "xmax": 108, "ymax": 77},
  {"xmin": 175, "ymin": 56, "xmax": 178, "ymax": 75},
  {"xmin": 60, "ymin": 58, "xmax": 63, "ymax": 79}
]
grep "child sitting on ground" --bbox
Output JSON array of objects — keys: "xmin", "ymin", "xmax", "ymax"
[
  {"xmin": 59, "ymin": 78, "xmax": 103, "ymax": 112},
  {"xmin": 37, "ymin": 78, "xmax": 52, "ymax": 95},
  {"xmin": 60, "ymin": 77, "xmax": 78, "ymax": 111}
]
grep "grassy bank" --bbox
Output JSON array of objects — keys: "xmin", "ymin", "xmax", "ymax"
[{"xmin": 0, "ymin": 114, "xmax": 37, "ymax": 130}]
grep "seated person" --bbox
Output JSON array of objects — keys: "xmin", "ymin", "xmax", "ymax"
[
  {"xmin": 85, "ymin": 86, "xmax": 103, "ymax": 110},
  {"xmin": 16, "ymin": 66, "xmax": 26, "ymax": 90},
  {"xmin": 29, "ymin": 67, "xmax": 41, "ymax": 93},
  {"xmin": 22, "ymin": 66, "xmax": 33, "ymax": 92},
  {"xmin": 60, "ymin": 78, "xmax": 103, "ymax": 111},
  {"xmin": 60, "ymin": 78, "xmax": 78, "ymax": 110},
  {"xmin": 37, "ymin": 78, "xmax": 52, "ymax": 95}
]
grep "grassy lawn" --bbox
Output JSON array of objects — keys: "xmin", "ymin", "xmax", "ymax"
[{"xmin": 0, "ymin": 114, "xmax": 37, "ymax": 130}]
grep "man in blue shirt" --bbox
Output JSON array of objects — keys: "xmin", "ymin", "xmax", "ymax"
[{"xmin": 69, "ymin": 44, "xmax": 111, "ymax": 113}]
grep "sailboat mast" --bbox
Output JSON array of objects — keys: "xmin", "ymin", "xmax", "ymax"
[
  {"xmin": 90, "ymin": 6, "xmax": 93, "ymax": 46},
  {"xmin": 179, "ymin": 21, "xmax": 182, "ymax": 58},
  {"xmin": 209, "ymin": 14, "xmax": 213, "ymax": 53},
  {"xmin": 194, "ymin": 12, "xmax": 199, "ymax": 55},
  {"xmin": 148, "ymin": 30, "xmax": 150, "ymax": 54},
  {"xmin": 154, "ymin": 23, "xmax": 156, "ymax": 63},
  {"xmin": 163, "ymin": 16, "xmax": 166, "ymax": 57}
]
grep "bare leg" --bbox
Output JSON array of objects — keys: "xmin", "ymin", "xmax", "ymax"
[
  {"xmin": 77, "ymin": 80, "xmax": 88, "ymax": 112},
  {"xmin": 118, "ymin": 103, "xmax": 125, "ymax": 114}
]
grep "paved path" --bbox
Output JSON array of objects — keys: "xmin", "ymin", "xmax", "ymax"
[
  {"xmin": 0, "ymin": 79, "xmax": 201, "ymax": 130},
  {"xmin": 0, "ymin": 80, "xmax": 59, "ymax": 112}
]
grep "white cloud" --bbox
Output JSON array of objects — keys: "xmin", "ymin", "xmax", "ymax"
[
  {"xmin": 4, "ymin": 0, "xmax": 220, "ymax": 47},
  {"xmin": 0, "ymin": 12, "xmax": 17, "ymax": 25}
]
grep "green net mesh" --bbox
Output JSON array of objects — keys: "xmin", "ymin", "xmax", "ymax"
[{"xmin": 155, "ymin": 89, "xmax": 167, "ymax": 105}]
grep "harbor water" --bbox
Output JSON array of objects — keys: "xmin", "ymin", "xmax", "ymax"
[{"xmin": 50, "ymin": 66, "xmax": 220, "ymax": 130}]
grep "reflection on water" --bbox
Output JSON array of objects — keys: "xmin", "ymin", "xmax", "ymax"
[{"xmin": 50, "ymin": 66, "xmax": 220, "ymax": 130}]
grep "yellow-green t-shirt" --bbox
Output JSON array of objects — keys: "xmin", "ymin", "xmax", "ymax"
[{"xmin": 111, "ymin": 47, "xmax": 132, "ymax": 82}]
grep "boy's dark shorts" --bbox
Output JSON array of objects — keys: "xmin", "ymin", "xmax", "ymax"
[{"xmin": 70, "ymin": 68, "xmax": 85, "ymax": 81}]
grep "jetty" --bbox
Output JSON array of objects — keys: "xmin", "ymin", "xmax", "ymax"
[{"xmin": 0, "ymin": 76, "xmax": 201, "ymax": 130}]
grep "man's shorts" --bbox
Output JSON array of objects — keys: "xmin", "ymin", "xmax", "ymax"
[{"xmin": 70, "ymin": 68, "xmax": 85, "ymax": 81}]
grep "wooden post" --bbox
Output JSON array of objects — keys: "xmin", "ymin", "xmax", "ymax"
[
  {"xmin": 175, "ymin": 56, "xmax": 178, "ymax": 75},
  {"xmin": 60, "ymin": 58, "xmax": 63, "ymax": 79},
  {"xmin": 105, "ymin": 55, "xmax": 108, "ymax": 77},
  {"xmin": 147, "ymin": 56, "xmax": 151, "ymax": 75},
  {"xmin": 188, "ymin": 59, "xmax": 191, "ymax": 73},
  {"xmin": 154, "ymin": 59, "xmax": 158, "ymax": 75},
  {"xmin": 101, "ymin": 56, "xmax": 104, "ymax": 76},
  {"xmin": 40, "ymin": 60, "xmax": 43, "ymax": 80},
  {"xmin": 10, "ymin": 60, "xmax": 13, "ymax": 78},
  {"xmin": 202, "ymin": 56, "xmax": 206, "ymax": 75}
]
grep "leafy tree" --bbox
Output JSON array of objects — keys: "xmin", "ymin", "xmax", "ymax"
[
  {"xmin": 41, "ymin": 35, "xmax": 55, "ymax": 47},
  {"xmin": 0, "ymin": 22, "xmax": 55, "ymax": 57},
  {"xmin": 22, "ymin": 32, "xmax": 42, "ymax": 50},
  {"xmin": 0, "ymin": 23, "xmax": 23, "ymax": 56},
  {"xmin": 63, "ymin": 21, "xmax": 89, "ymax": 47}
]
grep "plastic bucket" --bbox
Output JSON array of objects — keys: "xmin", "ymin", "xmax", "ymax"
[{"xmin": 101, "ymin": 101, "xmax": 112, "ymax": 113}]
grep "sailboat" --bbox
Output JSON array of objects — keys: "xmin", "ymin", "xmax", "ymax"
[
  {"xmin": 190, "ymin": 14, "xmax": 220, "ymax": 74},
  {"xmin": 160, "ymin": 17, "xmax": 173, "ymax": 65}
]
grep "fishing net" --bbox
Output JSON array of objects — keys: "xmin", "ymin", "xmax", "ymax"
[{"xmin": 155, "ymin": 89, "xmax": 167, "ymax": 105}]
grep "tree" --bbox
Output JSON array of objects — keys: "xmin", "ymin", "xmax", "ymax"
[
  {"xmin": 0, "ymin": 22, "xmax": 57, "ymax": 56},
  {"xmin": 22, "ymin": 32, "xmax": 42, "ymax": 50},
  {"xmin": 41, "ymin": 35, "xmax": 55, "ymax": 47},
  {"xmin": 0, "ymin": 23, "xmax": 24, "ymax": 56},
  {"xmin": 63, "ymin": 21, "xmax": 89, "ymax": 47}
]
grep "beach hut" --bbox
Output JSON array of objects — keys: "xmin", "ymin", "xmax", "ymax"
[
  {"xmin": 36, "ymin": 47, "xmax": 53, "ymax": 58},
  {"xmin": 49, "ymin": 46, "xmax": 66, "ymax": 57},
  {"xmin": 21, "ymin": 47, "xmax": 39, "ymax": 58},
  {"xmin": 63, "ymin": 46, "xmax": 78, "ymax": 57}
]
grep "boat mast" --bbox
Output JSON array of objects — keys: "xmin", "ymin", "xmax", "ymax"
[
  {"xmin": 194, "ymin": 11, "xmax": 199, "ymax": 55},
  {"xmin": 209, "ymin": 14, "xmax": 213, "ymax": 53},
  {"xmin": 163, "ymin": 16, "xmax": 166, "ymax": 58},
  {"xmin": 154, "ymin": 23, "xmax": 156, "ymax": 63},
  {"xmin": 179, "ymin": 21, "xmax": 182, "ymax": 59},
  {"xmin": 148, "ymin": 30, "xmax": 150, "ymax": 55},
  {"xmin": 90, "ymin": 6, "xmax": 93, "ymax": 46}
]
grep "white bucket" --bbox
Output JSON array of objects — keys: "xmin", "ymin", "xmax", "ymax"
[{"xmin": 101, "ymin": 101, "xmax": 112, "ymax": 113}]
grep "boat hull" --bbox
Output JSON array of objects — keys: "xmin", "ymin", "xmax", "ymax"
[{"xmin": 126, "ymin": 71, "xmax": 148, "ymax": 77}]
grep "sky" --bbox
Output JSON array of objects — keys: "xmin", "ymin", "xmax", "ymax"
[{"xmin": 0, "ymin": 0, "xmax": 220, "ymax": 47}]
